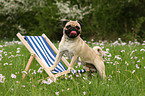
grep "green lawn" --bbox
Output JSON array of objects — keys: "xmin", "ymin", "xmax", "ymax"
[{"xmin": 0, "ymin": 39, "xmax": 145, "ymax": 96}]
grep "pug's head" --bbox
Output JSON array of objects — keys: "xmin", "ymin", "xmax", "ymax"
[{"xmin": 63, "ymin": 20, "xmax": 83, "ymax": 38}]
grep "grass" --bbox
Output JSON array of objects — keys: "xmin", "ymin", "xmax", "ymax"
[{"xmin": 0, "ymin": 39, "xmax": 145, "ymax": 96}]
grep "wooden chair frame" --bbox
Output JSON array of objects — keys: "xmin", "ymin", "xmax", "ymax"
[{"xmin": 17, "ymin": 33, "xmax": 70, "ymax": 82}]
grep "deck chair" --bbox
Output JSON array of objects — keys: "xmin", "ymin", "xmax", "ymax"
[{"xmin": 17, "ymin": 33, "xmax": 87, "ymax": 82}]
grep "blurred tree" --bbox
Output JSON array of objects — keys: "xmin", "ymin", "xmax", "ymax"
[{"xmin": 0, "ymin": 0, "xmax": 145, "ymax": 41}]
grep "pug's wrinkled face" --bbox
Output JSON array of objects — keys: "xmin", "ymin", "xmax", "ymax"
[{"xmin": 64, "ymin": 21, "xmax": 81, "ymax": 38}]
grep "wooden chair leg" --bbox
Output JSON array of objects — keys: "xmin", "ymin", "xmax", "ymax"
[{"xmin": 22, "ymin": 54, "xmax": 35, "ymax": 80}]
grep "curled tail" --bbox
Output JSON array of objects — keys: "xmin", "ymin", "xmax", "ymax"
[{"xmin": 93, "ymin": 46, "xmax": 103, "ymax": 57}]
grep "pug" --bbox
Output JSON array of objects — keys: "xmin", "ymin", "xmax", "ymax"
[{"xmin": 49, "ymin": 20, "xmax": 106, "ymax": 79}]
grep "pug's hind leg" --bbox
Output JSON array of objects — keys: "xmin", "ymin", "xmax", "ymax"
[{"xmin": 94, "ymin": 61, "xmax": 106, "ymax": 80}]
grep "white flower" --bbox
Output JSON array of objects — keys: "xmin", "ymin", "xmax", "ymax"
[
  {"xmin": 83, "ymin": 91, "xmax": 86, "ymax": 95},
  {"xmin": 132, "ymin": 70, "xmax": 135, "ymax": 74},
  {"xmin": 37, "ymin": 67, "xmax": 43, "ymax": 73},
  {"xmin": 136, "ymin": 64, "xmax": 140, "ymax": 69},
  {"xmin": 11, "ymin": 74, "xmax": 16, "ymax": 78},
  {"xmin": 41, "ymin": 78, "xmax": 53, "ymax": 85},
  {"xmin": 0, "ymin": 45, "xmax": 3, "ymax": 48},
  {"xmin": 106, "ymin": 48, "xmax": 109, "ymax": 52},
  {"xmin": 67, "ymin": 88, "xmax": 70, "ymax": 90},
  {"xmin": 0, "ymin": 74, "xmax": 5, "ymax": 83},
  {"xmin": 115, "ymin": 55, "xmax": 121, "ymax": 60},
  {"xmin": 140, "ymin": 49, "xmax": 145, "ymax": 51},
  {"xmin": 121, "ymin": 50, "xmax": 125, "ymax": 52},
  {"xmin": 55, "ymin": 92, "xmax": 59, "ymax": 95},
  {"xmin": 21, "ymin": 71, "xmax": 27, "ymax": 74}
]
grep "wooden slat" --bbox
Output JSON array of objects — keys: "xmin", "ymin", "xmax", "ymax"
[{"xmin": 42, "ymin": 34, "xmax": 70, "ymax": 67}]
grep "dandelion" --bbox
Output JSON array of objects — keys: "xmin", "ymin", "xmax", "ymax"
[{"xmin": 11, "ymin": 74, "xmax": 16, "ymax": 78}]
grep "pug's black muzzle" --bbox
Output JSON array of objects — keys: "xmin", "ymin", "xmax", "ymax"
[{"xmin": 65, "ymin": 27, "xmax": 80, "ymax": 38}]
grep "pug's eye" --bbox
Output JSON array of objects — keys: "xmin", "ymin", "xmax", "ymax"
[
  {"xmin": 66, "ymin": 25, "xmax": 71, "ymax": 29},
  {"xmin": 75, "ymin": 26, "xmax": 80, "ymax": 30}
]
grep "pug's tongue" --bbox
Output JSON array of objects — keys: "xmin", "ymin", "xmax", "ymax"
[{"xmin": 70, "ymin": 31, "xmax": 77, "ymax": 36}]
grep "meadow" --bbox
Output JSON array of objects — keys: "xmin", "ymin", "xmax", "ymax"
[{"xmin": 0, "ymin": 38, "xmax": 145, "ymax": 96}]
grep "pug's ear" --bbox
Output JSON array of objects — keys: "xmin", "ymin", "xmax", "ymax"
[
  {"xmin": 77, "ymin": 21, "xmax": 83, "ymax": 28},
  {"xmin": 62, "ymin": 20, "xmax": 69, "ymax": 27}
]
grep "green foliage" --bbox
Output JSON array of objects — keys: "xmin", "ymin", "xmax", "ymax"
[
  {"xmin": 0, "ymin": 0, "xmax": 145, "ymax": 41},
  {"xmin": 82, "ymin": 0, "xmax": 145, "ymax": 41}
]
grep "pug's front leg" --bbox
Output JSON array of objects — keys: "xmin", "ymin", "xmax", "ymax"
[
  {"xmin": 67, "ymin": 55, "xmax": 78, "ymax": 73},
  {"xmin": 49, "ymin": 51, "xmax": 63, "ymax": 71}
]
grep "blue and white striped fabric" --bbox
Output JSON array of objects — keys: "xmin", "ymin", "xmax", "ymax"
[
  {"xmin": 25, "ymin": 36, "xmax": 66, "ymax": 73},
  {"xmin": 25, "ymin": 36, "xmax": 86, "ymax": 74}
]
